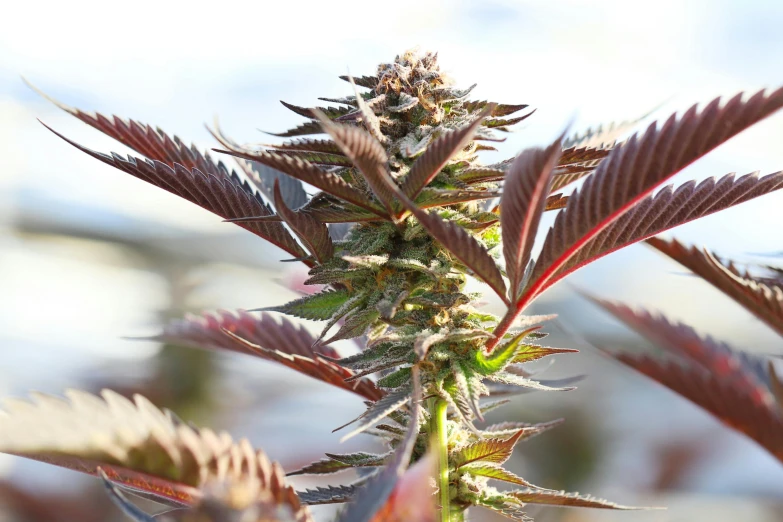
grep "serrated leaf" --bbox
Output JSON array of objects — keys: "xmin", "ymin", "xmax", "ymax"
[
  {"xmin": 273, "ymin": 179, "xmax": 334, "ymax": 263},
  {"xmin": 280, "ymin": 100, "xmax": 353, "ymax": 120},
  {"xmin": 0, "ymin": 389, "xmax": 310, "ymax": 520},
  {"xmin": 501, "ymin": 138, "xmax": 562, "ymax": 301},
  {"xmin": 400, "ymin": 105, "xmax": 495, "ymax": 201},
  {"xmin": 481, "ymin": 419, "xmax": 564, "ymax": 440},
  {"xmin": 150, "ymin": 310, "xmax": 382, "ymax": 401},
  {"xmin": 268, "ymin": 120, "xmax": 326, "ymax": 138},
  {"xmin": 313, "ymin": 111, "xmax": 397, "ymax": 217},
  {"xmin": 615, "ymin": 354, "xmax": 783, "ymax": 463},
  {"xmin": 509, "ymin": 489, "xmax": 647, "ymax": 510},
  {"xmin": 550, "ymin": 171, "xmax": 783, "ymax": 290},
  {"xmin": 483, "ymin": 112, "xmax": 535, "ymax": 130},
  {"xmin": 41, "ymin": 123, "xmax": 310, "ymax": 266},
  {"xmin": 486, "ymin": 372, "xmax": 576, "ymax": 392},
  {"xmin": 524, "ymin": 88, "xmax": 783, "ymax": 311},
  {"xmin": 297, "ymin": 484, "xmax": 356, "ymax": 505},
  {"xmin": 337, "ymin": 389, "xmax": 411, "ymax": 442},
  {"xmin": 451, "ymin": 360, "xmax": 484, "ymax": 421},
  {"xmin": 460, "ymin": 464, "xmax": 535, "ymax": 487},
  {"xmin": 324, "ymin": 308, "xmax": 382, "ymax": 345},
  {"xmin": 591, "ymin": 298, "xmax": 774, "ymax": 394},
  {"xmin": 544, "ymin": 193, "xmax": 569, "ymax": 211},
  {"xmin": 339, "ymin": 75, "xmax": 378, "ymax": 89},
  {"xmin": 263, "ymin": 290, "xmax": 350, "ymax": 320},
  {"xmin": 647, "ymin": 236, "xmax": 783, "ymax": 338},
  {"xmin": 215, "ymin": 146, "xmax": 384, "ymax": 216},
  {"xmin": 452, "ymin": 429, "xmax": 528, "ymax": 467}
]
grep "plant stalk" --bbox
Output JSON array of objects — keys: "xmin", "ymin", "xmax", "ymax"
[{"xmin": 433, "ymin": 398, "xmax": 450, "ymax": 522}]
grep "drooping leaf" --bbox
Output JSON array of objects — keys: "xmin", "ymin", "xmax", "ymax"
[
  {"xmin": 0, "ymin": 389, "xmax": 310, "ymax": 520},
  {"xmin": 150, "ymin": 310, "xmax": 382, "ymax": 401},
  {"xmin": 98, "ymin": 469, "xmax": 157, "ymax": 522},
  {"xmin": 501, "ymin": 138, "xmax": 562, "ymax": 301},
  {"xmin": 647, "ymin": 236, "xmax": 783, "ymax": 337},
  {"xmin": 313, "ymin": 110, "xmax": 397, "ymax": 217},
  {"xmin": 208, "ymin": 122, "xmax": 310, "ymax": 210},
  {"xmin": 215, "ymin": 146, "xmax": 385, "ymax": 216},
  {"xmin": 273, "ymin": 180, "xmax": 334, "ymax": 263},
  {"xmin": 526, "ymin": 86, "xmax": 783, "ymax": 310},
  {"xmin": 400, "ymin": 105, "xmax": 495, "ymax": 201},
  {"xmin": 41, "ymin": 123, "xmax": 310, "ymax": 265}
]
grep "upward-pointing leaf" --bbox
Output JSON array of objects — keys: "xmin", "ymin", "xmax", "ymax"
[
  {"xmin": 273, "ymin": 179, "xmax": 334, "ymax": 263},
  {"xmin": 647, "ymin": 236, "xmax": 783, "ymax": 338},
  {"xmin": 312, "ymin": 110, "xmax": 397, "ymax": 217},
  {"xmin": 522, "ymin": 88, "xmax": 783, "ymax": 310},
  {"xmin": 547, "ymin": 171, "xmax": 783, "ymax": 287},
  {"xmin": 501, "ymin": 138, "xmax": 563, "ymax": 301},
  {"xmin": 400, "ymin": 105, "xmax": 495, "ymax": 202},
  {"xmin": 41, "ymin": 123, "xmax": 310, "ymax": 265}
]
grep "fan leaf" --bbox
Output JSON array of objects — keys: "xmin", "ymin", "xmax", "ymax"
[
  {"xmin": 273, "ymin": 179, "xmax": 334, "ymax": 263},
  {"xmin": 41, "ymin": 123, "xmax": 310, "ymax": 265},
  {"xmin": 501, "ymin": 138, "xmax": 562, "ymax": 301},
  {"xmin": 0, "ymin": 389, "xmax": 310, "ymax": 520},
  {"xmin": 525, "ymin": 88, "xmax": 783, "ymax": 311},
  {"xmin": 150, "ymin": 310, "xmax": 382, "ymax": 401},
  {"xmin": 647, "ymin": 236, "xmax": 783, "ymax": 338},
  {"xmin": 509, "ymin": 489, "xmax": 646, "ymax": 510}
]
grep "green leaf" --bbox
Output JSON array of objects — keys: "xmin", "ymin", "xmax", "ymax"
[
  {"xmin": 262, "ymin": 290, "xmax": 350, "ymax": 320},
  {"xmin": 461, "ymin": 464, "xmax": 536, "ymax": 487},
  {"xmin": 473, "ymin": 328, "xmax": 538, "ymax": 375},
  {"xmin": 452, "ymin": 429, "xmax": 529, "ymax": 468}
]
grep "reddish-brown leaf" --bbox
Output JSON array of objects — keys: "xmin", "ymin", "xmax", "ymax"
[
  {"xmin": 273, "ymin": 180, "xmax": 334, "ymax": 263},
  {"xmin": 280, "ymin": 100, "xmax": 353, "ymax": 120},
  {"xmin": 592, "ymin": 299, "xmax": 774, "ymax": 397},
  {"xmin": 400, "ymin": 105, "xmax": 495, "ymax": 202},
  {"xmin": 550, "ymin": 171, "xmax": 783, "ymax": 286},
  {"xmin": 313, "ymin": 110, "xmax": 397, "ymax": 217},
  {"xmin": 151, "ymin": 310, "xmax": 382, "ymax": 401},
  {"xmin": 615, "ymin": 354, "xmax": 783, "ymax": 463},
  {"xmin": 0, "ymin": 389, "xmax": 311, "ymax": 520},
  {"xmin": 525, "ymin": 88, "xmax": 783, "ymax": 311},
  {"xmin": 545, "ymin": 193, "xmax": 569, "ymax": 211},
  {"xmin": 647, "ymin": 236, "xmax": 783, "ymax": 337},
  {"xmin": 501, "ymin": 138, "xmax": 562, "ymax": 301},
  {"xmin": 42, "ymin": 123, "xmax": 310, "ymax": 264},
  {"xmin": 215, "ymin": 146, "xmax": 385, "ymax": 217}
]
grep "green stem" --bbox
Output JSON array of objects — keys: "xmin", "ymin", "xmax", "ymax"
[{"xmin": 433, "ymin": 398, "xmax": 450, "ymax": 522}]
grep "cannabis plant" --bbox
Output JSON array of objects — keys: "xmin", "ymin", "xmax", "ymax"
[
  {"xmin": 591, "ymin": 237, "xmax": 783, "ymax": 463},
  {"xmin": 3, "ymin": 49, "xmax": 783, "ymax": 521}
]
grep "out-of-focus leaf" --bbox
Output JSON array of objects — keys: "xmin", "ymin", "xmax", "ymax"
[
  {"xmin": 297, "ymin": 484, "xmax": 357, "ymax": 505},
  {"xmin": 0, "ymin": 389, "xmax": 310, "ymax": 520},
  {"xmin": 647, "ymin": 236, "xmax": 783, "ymax": 337}
]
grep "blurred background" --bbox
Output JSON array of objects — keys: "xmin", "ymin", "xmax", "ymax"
[{"xmin": 1, "ymin": 0, "xmax": 783, "ymax": 520}]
